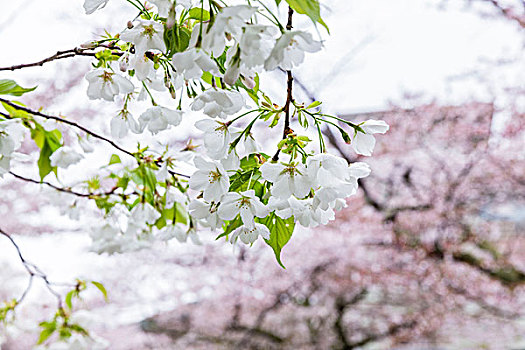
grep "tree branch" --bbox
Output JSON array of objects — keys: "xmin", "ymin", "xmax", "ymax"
[
  {"xmin": 0, "ymin": 228, "xmax": 70, "ymax": 310},
  {"xmin": 272, "ymin": 7, "xmax": 294, "ymax": 162},
  {"xmin": 8, "ymin": 171, "xmax": 119, "ymax": 198},
  {"xmin": 0, "ymin": 46, "xmax": 122, "ymax": 71},
  {"xmin": 0, "ymin": 97, "xmax": 135, "ymax": 157},
  {"xmin": 0, "ymin": 98, "xmax": 191, "ymax": 178}
]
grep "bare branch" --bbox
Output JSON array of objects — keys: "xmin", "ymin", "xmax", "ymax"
[
  {"xmin": 0, "ymin": 46, "xmax": 122, "ymax": 72},
  {"xmin": 0, "ymin": 98, "xmax": 190, "ymax": 178}
]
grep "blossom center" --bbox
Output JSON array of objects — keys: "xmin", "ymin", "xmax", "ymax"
[
  {"xmin": 142, "ymin": 25, "xmax": 157, "ymax": 39},
  {"xmin": 100, "ymin": 71, "xmax": 114, "ymax": 83},
  {"xmin": 208, "ymin": 169, "xmax": 222, "ymax": 183}
]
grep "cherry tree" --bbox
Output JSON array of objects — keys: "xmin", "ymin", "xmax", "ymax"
[{"xmin": 0, "ymin": 0, "xmax": 391, "ymax": 348}]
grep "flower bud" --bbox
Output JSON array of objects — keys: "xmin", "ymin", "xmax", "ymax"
[
  {"xmin": 166, "ymin": 7, "xmax": 176, "ymax": 29},
  {"xmin": 119, "ymin": 53, "xmax": 129, "ymax": 72},
  {"xmin": 241, "ymin": 75, "xmax": 256, "ymax": 90},
  {"xmin": 169, "ymin": 86, "xmax": 177, "ymax": 99},
  {"xmin": 127, "ymin": 21, "xmax": 134, "ymax": 29},
  {"xmin": 80, "ymin": 41, "xmax": 97, "ymax": 49},
  {"xmin": 119, "ymin": 60, "xmax": 128, "ymax": 72}
]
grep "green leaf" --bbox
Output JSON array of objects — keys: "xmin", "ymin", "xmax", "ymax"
[
  {"xmin": 109, "ymin": 154, "xmax": 121, "ymax": 165},
  {"xmin": 59, "ymin": 327, "xmax": 72, "ymax": 339},
  {"xmin": 130, "ymin": 164, "xmax": 157, "ymax": 203},
  {"xmin": 0, "ymin": 79, "xmax": 37, "ymax": 96},
  {"xmin": 31, "ymin": 125, "xmax": 62, "ymax": 180},
  {"xmin": 1, "ymin": 100, "xmax": 31, "ymax": 119},
  {"xmin": 259, "ymin": 213, "xmax": 295, "ymax": 268},
  {"xmin": 91, "ymin": 281, "xmax": 109, "ymax": 302},
  {"xmin": 188, "ymin": 8, "xmax": 210, "ymax": 21},
  {"xmin": 65, "ymin": 290, "xmax": 75, "ymax": 310},
  {"xmin": 217, "ymin": 217, "xmax": 243, "ymax": 240},
  {"xmin": 174, "ymin": 202, "xmax": 188, "ymax": 225},
  {"xmin": 37, "ymin": 322, "xmax": 56, "ymax": 344},
  {"xmin": 68, "ymin": 323, "xmax": 89, "ymax": 336},
  {"xmin": 306, "ymin": 101, "xmax": 322, "ymax": 109},
  {"xmin": 164, "ymin": 25, "xmax": 191, "ymax": 57},
  {"xmin": 285, "ymin": 0, "xmax": 329, "ymax": 33}
]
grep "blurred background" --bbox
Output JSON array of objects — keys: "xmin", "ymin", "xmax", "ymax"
[{"xmin": 0, "ymin": 0, "xmax": 524, "ymax": 349}]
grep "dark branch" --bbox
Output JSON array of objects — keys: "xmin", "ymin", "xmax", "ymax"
[
  {"xmin": 9, "ymin": 171, "xmax": 117, "ymax": 198},
  {"xmin": 0, "ymin": 97, "xmax": 134, "ymax": 157},
  {"xmin": 0, "ymin": 228, "xmax": 69, "ymax": 309},
  {"xmin": 0, "ymin": 46, "xmax": 122, "ymax": 71},
  {"xmin": 272, "ymin": 7, "xmax": 294, "ymax": 162},
  {"xmin": 0, "ymin": 98, "xmax": 190, "ymax": 178}
]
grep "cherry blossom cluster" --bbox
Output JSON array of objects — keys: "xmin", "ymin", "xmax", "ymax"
[
  {"xmin": 0, "ymin": 0, "xmax": 391, "ymax": 347},
  {"xmin": 1, "ymin": 0, "xmax": 390, "ymax": 255}
]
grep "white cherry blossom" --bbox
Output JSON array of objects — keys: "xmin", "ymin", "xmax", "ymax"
[
  {"xmin": 165, "ymin": 186, "xmax": 187, "ymax": 208},
  {"xmin": 189, "ymin": 157, "xmax": 230, "ymax": 202},
  {"xmin": 351, "ymin": 120, "xmax": 390, "ymax": 156},
  {"xmin": 149, "ymin": 0, "xmax": 172, "ymax": 16},
  {"xmin": 139, "ymin": 106, "xmax": 182, "ymax": 134},
  {"xmin": 157, "ymin": 224, "xmax": 186, "ymax": 242},
  {"xmin": 191, "ymin": 90, "xmax": 244, "ymax": 119},
  {"xmin": 189, "ymin": 199, "xmax": 223, "ymax": 230},
  {"xmin": 195, "ymin": 119, "xmax": 237, "ymax": 159},
  {"xmin": 268, "ymin": 196, "xmax": 333, "ymax": 227},
  {"xmin": 290, "ymin": 197, "xmax": 334, "ymax": 227},
  {"xmin": 85, "ymin": 69, "xmax": 134, "ymax": 102},
  {"xmin": 78, "ymin": 135, "xmax": 94, "ymax": 153},
  {"xmin": 110, "ymin": 110, "xmax": 140, "ymax": 139},
  {"xmin": 120, "ymin": 20, "xmax": 166, "ymax": 54},
  {"xmin": 307, "ymin": 153, "xmax": 348, "ymax": 188},
  {"xmin": 260, "ymin": 161, "xmax": 312, "ymax": 199},
  {"xmin": 221, "ymin": 151, "xmax": 240, "ymax": 172},
  {"xmin": 151, "ymin": 0, "xmax": 192, "ymax": 15},
  {"xmin": 239, "ymin": 24, "xmax": 278, "ymax": 69},
  {"xmin": 307, "ymin": 154, "xmax": 354, "ymax": 209},
  {"xmin": 347, "ymin": 162, "xmax": 371, "ymax": 184},
  {"xmin": 131, "ymin": 53, "xmax": 156, "ymax": 81},
  {"xmin": 264, "ymin": 31, "xmax": 322, "ymax": 71},
  {"xmin": 0, "ymin": 121, "xmax": 25, "ymax": 156},
  {"xmin": 84, "ymin": 0, "xmax": 109, "ymax": 14},
  {"xmin": 172, "ymin": 227, "xmax": 202, "ymax": 244},
  {"xmin": 218, "ymin": 189, "xmax": 268, "ymax": 227},
  {"xmin": 229, "ymin": 223, "xmax": 270, "ymax": 245},
  {"xmin": 202, "ymin": 5, "xmax": 257, "ymax": 56},
  {"xmin": 0, "ymin": 155, "xmax": 11, "ymax": 176},
  {"xmin": 50, "ymin": 147, "xmax": 83, "ymax": 168},
  {"xmin": 130, "ymin": 202, "xmax": 161, "ymax": 225},
  {"xmin": 172, "ymin": 48, "xmax": 219, "ymax": 80}
]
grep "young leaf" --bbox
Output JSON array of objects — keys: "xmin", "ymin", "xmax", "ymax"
[
  {"xmin": 285, "ymin": 0, "xmax": 329, "ymax": 33},
  {"xmin": 0, "ymin": 79, "xmax": 37, "ymax": 96},
  {"xmin": 30, "ymin": 126, "xmax": 62, "ymax": 180},
  {"xmin": 91, "ymin": 281, "xmax": 109, "ymax": 302},
  {"xmin": 109, "ymin": 154, "xmax": 121, "ymax": 165},
  {"xmin": 1, "ymin": 100, "xmax": 31, "ymax": 119},
  {"xmin": 188, "ymin": 8, "xmax": 211, "ymax": 21},
  {"xmin": 65, "ymin": 290, "xmax": 75, "ymax": 310},
  {"xmin": 259, "ymin": 213, "xmax": 295, "ymax": 268},
  {"xmin": 37, "ymin": 322, "xmax": 56, "ymax": 344}
]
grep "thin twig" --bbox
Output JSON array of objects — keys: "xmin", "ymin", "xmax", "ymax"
[
  {"xmin": 272, "ymin": 7, "xmax": 294, "ymax": 162},
  {"xmin": 0, "ymin": 47, "xmax": 122, "ymax": 71},
  {"xmin": 0, "ymin": 97, "xmax": 134, "ymax": 157},
  {"xmin": 0, "ymin": 98, "xmax": 191, "ymax": 178},
  {"xmin": 8, "ymin": 171, "xmax": 117, "ymax": 198},
  {"xmin": 0, "ymin": 228, "xmax": 68, "ymax": 308}
]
